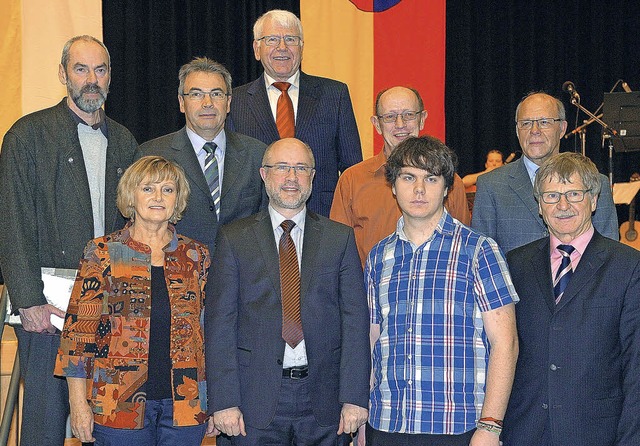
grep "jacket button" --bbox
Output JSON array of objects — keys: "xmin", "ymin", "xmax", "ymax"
[
  {"xmin": 550, "ymin": 364, "xmax": 558, "ymax": 371},
  {"xmin": 210, "ymin": 205, "xmax": 215, "ymax": 212},
  {"xmin": 542, "ymin": 403, "xmax": 548, "ymax": 410}
]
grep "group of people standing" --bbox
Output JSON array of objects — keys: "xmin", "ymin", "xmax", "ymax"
[{"xmin": 1, "ymin": 8, "xmax": 639, "ymax": 446}]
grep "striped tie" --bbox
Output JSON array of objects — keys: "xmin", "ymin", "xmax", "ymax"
[
  {"xmin": 553, "ymin": 244, "xmax": 575, "ymax": 304},
  {"xmin": 279, "ymin": 220, "xmax": 303, "ymax": 348},
  {"xmin": 203, "ymin": 142, "xmax": 220, "ymax": 217},
  {"xmin": 273, "ymin": 82, "xmax": 295, "ymax": 138}
]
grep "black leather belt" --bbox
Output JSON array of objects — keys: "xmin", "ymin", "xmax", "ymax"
[{"xmin": 282, "ymin": 366, "xmax": 309, "ymax": 379}]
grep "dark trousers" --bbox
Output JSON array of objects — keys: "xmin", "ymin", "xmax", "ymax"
[
  {"xmin": 221, "ymin": 376, "xmax": 351, "ymax": 446},
  {"xmin": 366, "ymin": 423, "xmax": 475, "ymax": 446},
  {"xmin": 15, "ymin": 327, "xmax": 69, "ymax": 446},
  {"xmin": 93, "ymin": 399, "xmax": 206, "ymax": 446}
]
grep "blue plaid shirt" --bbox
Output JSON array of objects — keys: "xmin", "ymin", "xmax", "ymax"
[{"xmin": 365, "ymin": 210, "xmax": 518, "ymax": 435}]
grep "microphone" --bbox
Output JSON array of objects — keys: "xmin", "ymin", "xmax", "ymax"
[
  {"xmin": 622, "ymin": 81, "xmax": 632, "ymax": 93},
  {"xmin": 504, "ymin": 153, "xmax": 516, "ymax": 163},
  {"xmin": 562, "ymin": 81, "xmax": 580, "ymax": 100}
]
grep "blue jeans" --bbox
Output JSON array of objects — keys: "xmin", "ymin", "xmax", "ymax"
[{"xmin": 93, "ymin": 398, "xmax": 206, "ymax": 446}]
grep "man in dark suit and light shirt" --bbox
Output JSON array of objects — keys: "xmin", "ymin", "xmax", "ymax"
[
  {"xmin": 138, "ymin": 57, "xmax": 267, "ymax": 254},
  {"xmin": 228, "ymin": 9, "xmax": 363, "ymax": 217},
  {"xmin": 502, "ymin": 152, "xmax": 640, "ymax": 446},
  {"xmin": 206, "ymin": 138, "xmax": 370, "ymax": 445}
]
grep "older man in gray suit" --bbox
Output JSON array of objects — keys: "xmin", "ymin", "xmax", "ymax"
[{"xmin": 472, "ymin": 92, "xmax": 618, "ymax": 253}]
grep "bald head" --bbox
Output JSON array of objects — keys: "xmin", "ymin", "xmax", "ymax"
[{"xmin": 372, "ymin": 86, "xmax": 427, "ymax": 156}]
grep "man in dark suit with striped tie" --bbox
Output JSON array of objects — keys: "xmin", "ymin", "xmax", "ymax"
[
  {"xmin": 138, "ymin": 57, "xmax": 267, "ymax": 254},
  {"xmin": 502, "ymin": 152, "xmax": 640, "ymax": 446},
  {"xmin": 206, "ymin": 138, "xmax": 370, "ymax": 445}
]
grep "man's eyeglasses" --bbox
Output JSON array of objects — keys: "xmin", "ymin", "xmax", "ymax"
[
  {"xmin": 256, "ymin": 35, "xmax": 302, "ymax": 47},
  {"xmin": 181, "ymin": 90, "xmax": 229, "ymax": 101},
  {"xmin": 540, "ymin": 189, "xmax": 591, "ymax": 204},
  {"xmin": 377, "ymin": 111, "xmax": 423, "ymax": 124},
  {"xmin": 516, "ymin": 118, "xmax": 563, "ymax": 130},
  {"xmin": 263, "ymin": 164, "xmax": 315, "ymax": 176}
]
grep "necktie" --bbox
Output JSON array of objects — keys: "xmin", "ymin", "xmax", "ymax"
[
  {"xmin": 273, "ymin": 82, "xmax": 295, "ymax": 138},
  {"xmin": 553, "ymin": 244, "xmax": 575, "ymax": 304},
  {"xmin": 279, "ymin": 220, "xmax": 303, "ymax": 348},
  {"xmin": 203, "ymin": 142, "xmax": 220, "ymax": 217}
]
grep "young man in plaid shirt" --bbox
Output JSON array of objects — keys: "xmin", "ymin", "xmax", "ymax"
[{"xmin": 365, "ymin": 136, "xmax": 519, "ymax": 446}]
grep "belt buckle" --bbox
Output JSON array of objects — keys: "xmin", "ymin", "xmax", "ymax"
[{"xmin": 286, "ymin": 366, "xmax": 308, "ymax": 379}]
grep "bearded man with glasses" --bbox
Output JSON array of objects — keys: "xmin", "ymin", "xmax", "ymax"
[
  {"xmin": 138, "ymin": 57, "xmax": 268, "ymax": 255},
  {"xmin": 207, "ymin": 138, "xmax": 370, "ymax": 446},
  {"xmin": 472, "ymin": 91, "xmax": 618, "ymax": 253}
]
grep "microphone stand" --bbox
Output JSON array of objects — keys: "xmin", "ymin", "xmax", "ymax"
[
  {"xmin": 564, "ymin": 113, "xmax": 603, "ymax": 157},
  {"xmin": 567, "ymin": 96, "xmax": 618, "ymax": 186}
]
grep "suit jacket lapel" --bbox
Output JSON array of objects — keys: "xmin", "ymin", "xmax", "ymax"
[
  {"xmin": 247, "ymin": 76, "xmax": 280, "ymax": 142},
  {"xmin": 58, "ymin": 102, "xmax": 94, "ymax": 233},
  {"xmin": 171, "ymin": 128, "xmax": 212, "ymax": 203},
  {"xmin": 300, "ymin": 210, "xmax": 322, "ymax": 302},
  {"xmin": 509, "ymin": 159, "xmax": 545, "ymax": 230},
  {"xmin": 104, "ymin": 122, "xmax": 128, "ymax": 231},
  {"xmin": 556, "ymin": 232, "xmax": 606, "ymax": 311},
  {"xmin": 220, "ymin": 131, "xmax": 242, "ymax": 204},
  {"xmin": 295, "ymin": 72, "xmax": 320, "ymax": 139},
  {"xmin": 254, "ymin": 211, "xmax": 281, "ymax": 295},
  {"xmin": 528, "ymin": 238, "xmax": 557, "ymax": 313},
  {"xmin": 63, "ymin": 143, "xmax": 93, "ymax": 228}
]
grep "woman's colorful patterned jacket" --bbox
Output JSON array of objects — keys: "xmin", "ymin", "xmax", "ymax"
[{"xmin": 54, "ymin": 223, "xmax": 210, "ymax": 429}]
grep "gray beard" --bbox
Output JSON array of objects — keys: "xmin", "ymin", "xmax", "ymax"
[
  {"xmin": 71, "ymin": 85, "xmax": 108, "ymax": 113},
  {"xmin": 71, "ymin": 93, "xmax": 107, "ymax": 113}
]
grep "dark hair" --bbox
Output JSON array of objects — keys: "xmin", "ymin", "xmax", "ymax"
[{"xmin": 385, "ymin": 136, "xmax": 457, "ymax": 190}]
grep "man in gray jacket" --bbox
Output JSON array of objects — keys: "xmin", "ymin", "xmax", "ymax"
[
  {"xmin": 0, "ymin": 35, "xmax": 137, "ymax": 446},
  {"xmin": 472, "ymin": 92, "xmax": 618, "ymax": 253}
]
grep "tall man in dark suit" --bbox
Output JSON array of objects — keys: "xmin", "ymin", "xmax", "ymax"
[
  {"xmin": 228, "ymin": 9, "xmax": 363, "ymax": 217},
  {"xmin": 138, "ymin": 57, "xmax": 267, "ymax": 253},
  {"xmin": 0, "ymin": 35, "xmax": 138, "ymax": 446},
  {"xmin": 472, "ymin": 92, "xmax": 618, "ymax": 253},
  {"xmin": 206, "ymin": 138, "xmax": 370, "ymax": 445},
  {"xmin": 502, "ymin": 153, "xmax": 640, "ymax": 446}
]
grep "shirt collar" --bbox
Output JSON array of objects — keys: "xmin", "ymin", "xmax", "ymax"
[
  {"xmin": 186, "ymin": 126, "xmax": 227, "ymax": 158},
  {"xmin": 66, "ymin": 100, "xmax": 107, "ymax": 137},
  {"xmin": 395, "ymin": 209, "xmax": 454, "ymax": 245},
  {"xmin": 370, "ymin": 150, "xmax": 388, "ymax": 174},
  {"xmin": 549, "ymin": 225, "xmax": 594, "ymax": 257},
  {"xmin": 264, "ymin": 70, "xmax": 300, "ymax": 90},
  {"xmin": 268, "ymin": 205, "xmax": 306, "ymax": 233},
  {"xmin": 522, "ymin": 155, "xmax": 540, "ymax": 184}
]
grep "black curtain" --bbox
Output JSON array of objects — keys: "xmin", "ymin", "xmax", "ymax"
[
  {"xmin": 446, "ymin": 0, "xmax": 640, "ymax": 179},
  {"xmin": 103, "ymin": 0, "xmax": 640, "ymax": 179},
  {"xmin": 102, "ymin": 0, "xmax": 299, "ymax": 144}
]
